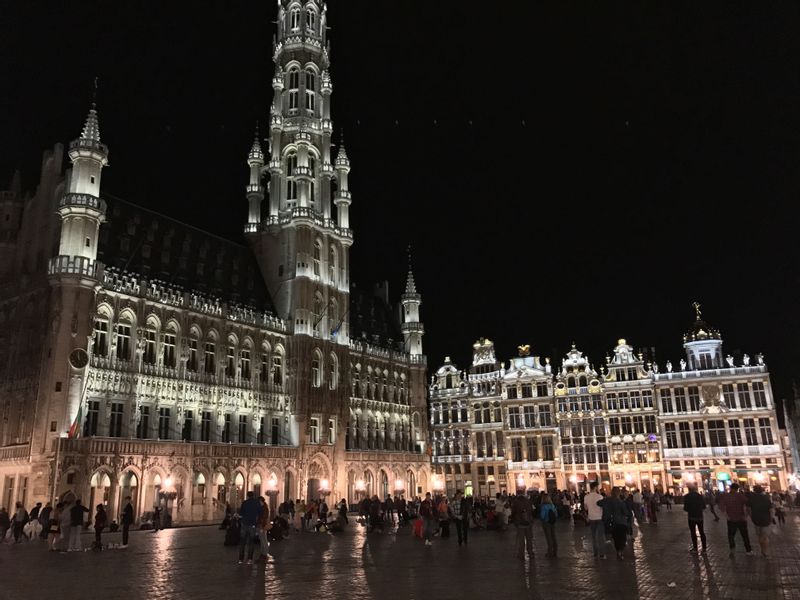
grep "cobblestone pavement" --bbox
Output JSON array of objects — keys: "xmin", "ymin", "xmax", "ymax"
[{"xmin": 1, "ymin": 509, "xmax": 799, "ymax": 600}]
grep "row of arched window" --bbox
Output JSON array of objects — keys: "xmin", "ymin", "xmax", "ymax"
[
  {"xmin": 285, "ymin": 3, "xmax": 320, "ymax": 37},
  {"xmin": 92, "ymin": 306, "xmax": 284, "ymax": 386}
]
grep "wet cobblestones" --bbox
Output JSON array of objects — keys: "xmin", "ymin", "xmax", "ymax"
[{"xmin": 1, "ymin": 509, "xmax": 798, "ymax": 600}]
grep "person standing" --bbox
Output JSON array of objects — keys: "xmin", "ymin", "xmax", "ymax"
[
  {"xmin": 237, "ymin": 491, "xmax": 263, "ymax": 565},
  {"xmin": 385, "ymin": 496, "xmax": 395, "ymax": 525},
  {"xmin": 584, "ymin": 482, "xmax": 606, "ymax": 559},
  {"xmin": 58, "ymin": 499, "xmax": 73, "ymax": 551},
  {"xmin": 152, "ymin": 505, "xmax": 162, "ymax": 533},
  {"xmin": 338, "ymin": 498, "xmax": 348, "ymax": 525},
  {"xmin": 720, "ymin": 483, "xmax": 752, "ymax": 557},
  {"xmin": 539, "ymin": 493, "xmax": 558, "ymax": 558},
  {"xmin": 93, "ymin": 504, "xmax": 107, "ymax": 549},
  {"xmin": 631, "ymin": 488, "xmax": 643, "ymax": 525},
  {"xmin": 69, "ymin": 498, "xmax": 89, "ymax": 551},
  {"xmin": 683, "ymin": 484, "xmax": 707, "ymax": 553},
  {"xmin": 451, "ymin": 491, "xmax": 470, "ymax": 546},
  {"xmin": 747, "ymin": 485, "xmax": 773, "ymax": 557},
  {"xmin": 511, "ymin": 490, "xmax": 535, "ymax": 560},
  {"xmin": 773, "ymin": 493, "xmax": 786, "ymax": 525},
  {"xmin": 121, "ymin": 496, "xmax": 134, "ymax": 548},
  {"xmin": 257, "ymin": 496, "xmax": 271, "ymax": 562},
  {"xmin": 38, "ymin": 502, "xmax": 52, "ymax": 540},
  {"xmin": 419, "ymin": 492, "xmax": 436, "ymax": 547}
]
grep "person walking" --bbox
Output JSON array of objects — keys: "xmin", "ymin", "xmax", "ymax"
[
  {"xmin": 600, "ymin": 488, "xmax": 631, "ymax": 560},
  {"xmin": 338, "ymin": 498, "xmax": 348, "ymax": 525},
  {"xmin": 773, "ymin": 493, "xmax": 786, "ymax": 525},
  {"xmin": 68, "ymin": 498, "xmax": 89, "ymax": 551},
  {"xmin": 683, "ymin": 484, "xmax": 707, "ymax": 553},
  {"xmin": 93, "ymin": 504, "xmax": 107, "ymax": 549},
  {"xmin": 295, "ymin": 498, "xmax": 306, "ymax": 532},
  {"xmin": 47, "ymin": 503, "xmax": 62, "ymax": 551},
  {"xmin": 631, "ymin": 488, "xmax": 643, "ymax": 525},
  {"xmin": 58, "ymin": 499, "xmax": 73, "ymax": 551},
  {"xmin": 584, "ymin": 482, "xmax": 606, "ymax": 559},
  {"xmin": 720, "ymin": 483, "xmax": 752, "ymax": 557},
  {"xmin": 121, "ymin": 496, "xmax": 134, "ymax": 548},
  {"xmin": 747, "ymin": 485, "xmax": 773, "ymax": 557},
  {"xmin": 451, "ymin": 491, "xmax": 470, "ymax": 546},
  {"xmin": 511, "ymin": 490, "xmax": 535, "ymax": 560},
  {"xmin": 152, "ymin": 505, "xmax": 162, "ymax": 533},
  {"xmin": 706, "ymin": 490, "xmax": 720, "ymax": 522},
  {"xmin": 539, "ymin": 493, "xmax": 558, "ymax": 558},
  {"xmin": 419, "ymin": 492, "xmax": 436, "ymax": 547},
  {"xmin": 386, "ymin": 496, "xmax": 395, "ymax": 524},
  {"xmin": 237, "ymin": 491, "xmax": 262, "ymax": 565},
  {"xmin": 12, "ymin": 502, "xmax": 28, "ymax": 543},
  {"xmin": 257, "ymin": 496, "xmax": 271, "ymax": 562}
]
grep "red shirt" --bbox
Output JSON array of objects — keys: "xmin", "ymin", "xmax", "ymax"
[{"xmin": 721, "ymin": 492, "xmax": 748, "ymax": 521}]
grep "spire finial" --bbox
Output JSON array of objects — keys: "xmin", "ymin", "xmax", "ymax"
[
  {"xmin": 692, "ymin": 300, "xmax": 702, "ymax": 321},
  {"xmin": 92, "ymin": 76, "xmax": 99, "ymax": 108},
  {"xmin": 405, "ymin": 244, "xmax": 417, "ymax": 294},
  {"xmin": 80, "ymin": 78, "xmax": 101, "ymax": 142}
]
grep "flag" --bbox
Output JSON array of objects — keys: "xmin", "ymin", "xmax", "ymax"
[{"xmin": 68, "ymin": 403, "xmax": 83, "ymax": 439}]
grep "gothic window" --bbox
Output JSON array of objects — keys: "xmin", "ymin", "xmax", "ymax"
[
  {"xmin": 158, "ymin": 408, "xmax": 171, "ymax": 440},
  {"xmin": 116, "ymin": 320, "xmax": 132, "ymax": 361},
  {"xmin": 201, "ymin": 411, "xmax": 212, "ymax": 442},
  {"xmin": 238, "ymin": 415, "xmax": 248, "ymax": 443},
  {"xmin": 188, "ymin": 338, "xmax": 198, "ymax": 372},
  {"xmin": 204, "ymin": 341, "xmax": 216, "ymax": 373},
  {"xmin": 94, "ymin": 317, "xmax": 109, "ymax": 357},
  {"xmin": 328, "ymin": 247, "xmax": 337, "ymax": 285},
  {"xmin": 226, "ymin": 345, "xmax": 235, "ymax": 377},
  {"xmin": 109, "ymin": 403, "xmax": 124, "ymax": 437},
  {"xmin": 313, "ymin": 241, "xmax": 322, "ymax": 276},
  {"xmin": 83, "ymin": 401, "xmax": 99, "ymax": 437},
  {"xmin": 311, "ymin": 350, "xmax": 322, "ymax": 388},
  {"xmin": 305, "ymin": 69, "xmax": 316, "ymax": 115},
  {"xmin": 328, "ymin": 354, "xmax": 338, "ymax": 390},
  {"xmin": 163, "ymin": 325, "xmax": 177, "ymax": 368},
  {"xmin": 287, "ymin": 68, "xmax": 300, "ymax": 112},
  {"xmin": 241, "ymin": 348, "xmax": 251, "ymax": 380},
  {"xmin": 328, "ymin": 298, "xmax": 338, "ymax": 337},
  {"xmin": 289, "ymin": 7, "xmax": 300, "ymax": 30},
  {"xmin": 306, "ymin": 8, "xmax": 317, "ymax": 32},
  {"xmin": 286, "ymin": 152, "xmax": 298, "ymax": 203},
  {"xmin": 272, "ymin": 350, "xmax": 283, "ymax": 387}
]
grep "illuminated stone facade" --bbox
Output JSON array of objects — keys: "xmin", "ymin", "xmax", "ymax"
[
  {"xmin": 0, "ymin": 1, "xmax": 430, "ymax": 523},
  {"xmin": 430, "ymin": 313, "xmax": 787, "ymax": 496}
]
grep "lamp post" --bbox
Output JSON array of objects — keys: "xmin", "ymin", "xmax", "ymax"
[
  {"xmin": 569, "ymin": 474, "xmax": 578, "ymax": 496},
  {"xmin": 394, "ymin": 479, "xmax": 405, "ymax": 498},
  {"xmin": 160, "ymin": 475, "xmax": 178, "ymax": 528},
  {"xmin": 432, "ymin": 475, "xmax": 444, "ymax": 499},
  {"xmin": 318, "ymin": 478, "xmax": 332, "ymax": 502}
]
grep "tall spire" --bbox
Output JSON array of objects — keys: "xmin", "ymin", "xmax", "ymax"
[
  {"xmin": 249, "ymin": 122, "xmax": 264, "ymax": 161},
  {"xmin": 80, "ymin": 77, "xmax": 101, "ymax": 142},
  {"xmin": 405, "ymin": 245, "xmax": 417, "ymax": 294}
]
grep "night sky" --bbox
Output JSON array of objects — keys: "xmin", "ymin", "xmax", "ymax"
[{"xmin": 2, "ymin": 2, "xmax": 800, "ymax": 408}]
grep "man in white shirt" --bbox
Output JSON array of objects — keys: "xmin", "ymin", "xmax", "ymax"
[
  {"xmin": 631, "ymin": 489, "xmax": 643, "ymax": 525},
  {"xmin": 584, "ymin": 482, "xmax": 606, "ymax": 559}
]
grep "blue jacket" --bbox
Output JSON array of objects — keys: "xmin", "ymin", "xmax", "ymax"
[
  {"xmin": 539, "ymin": 502, "xmax": 557, "ymax": 522},
  {"xmin": 239, "ymin": 498, "xmax": 263, "ymax": 527}
]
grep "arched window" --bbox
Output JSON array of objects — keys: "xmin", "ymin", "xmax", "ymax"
[
  {"xmin": 187, "ymin": 326, "xmax": 201, "ymax": 371},
  {"xmin": 204, "ymin": 332, "xmax": 217, "ymax": 373},
  {"xmin": 286, "ymin": 151, "xmax": 298, "ymax": 203},
  {"xmin": 289, "ymin": 8, "xmax": 301, "ymax": 31},
  {"xmin": 305, "ymin": 69, "xmax": 316, "ymax": 115},
  {"xmin": 163, "ymin": 322, "xmax": 178, "ymax": 368},
  {"xmin": 93, "ymin": 308, "xmax": 111, "ymax": 357},
  {"xmin": 579, "ymin": 375, "xmax": 588, "ymax": 388},
  {"xmin": 143, "ymin": 317, "xmax": 158, "ymax": 365},
  {"xmin": 307, "ymin": 153, "xmax": 316, "ymax": 203},
  {"xmin": 311, "ymin": 350, "xmax": 322, "ymax": 388},
  {"xmin": 287, "ymin": 68, "xmax": 300, "ymax": 113},
  {"xmin": 567, "ymin": 376, "xmax": 576, "ymax": 389},
  {"xmin": 313, "ymin": 241, "xmax": 322, "ymax": 276},
  {"xmin": 329, "ymin": 353, "xmax": 338, "ymax": 390},
  {"xmin": 328, "ymin": 298, "xmax": 338, "ymax": 337},
  {"xmin": 306, "ymin": 8, "xmax": 317, "ymax": 32},
  {"xmin": 328, "ymin": 246, "xmax": 337, "ymax": 285},
  {"xmin": 272, "ymin": 347, "xmax": 284, "ymax": 387}
]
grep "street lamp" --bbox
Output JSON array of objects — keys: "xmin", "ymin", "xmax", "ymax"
[
  {"xmin": 569, "ymin": 474, "xmax": 578, "ymax": 495},
  {"xmin": 319, "ymin": 478, "xmax": 332, "ymax": 501},
  {"xmin": 394, "ymin": 478, "xmax": 405, "ymax": 497},
  {"xmin": 516, "ymin": 474, "xmax": 525, "ymax": 492},
  {"xmin": 432, "ymin": 476, "xmax": 444, "ymax": 497}
]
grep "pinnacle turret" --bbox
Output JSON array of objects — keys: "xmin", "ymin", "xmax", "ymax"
[
  {"xmin": 81, "ymin": 105, "xmax": 101, "ymax": 142},
  {"xmin": 248, "ymin": 124, "xmax": 264, "ymax": 163},
  {"xmin": 405, "ymin": 268, "xmax": 417, "ymax": 295}
]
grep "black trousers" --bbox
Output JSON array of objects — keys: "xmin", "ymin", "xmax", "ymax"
[
  {"xmin": 455, "ymin": 518, "xmax": 468, "ymax": 543},
  {"xmin": 688, "ymin": 519, "xmax": 706, "ymax": 550},
  {"xmin": 727, "ymin": 520, "xmax": 751, "ymax": 552},
  {"xmin": 612, "ymin": 524, "xmax": 628, "ymax": 552},
  {"xmin": 122, "ymin": 523, "xmax": 130, "ymax": 545}
]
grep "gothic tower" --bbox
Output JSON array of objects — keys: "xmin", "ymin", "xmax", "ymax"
[
  {"xmin": 43, "ymin": 102, "xmax": 108, "ymax": 449},
  {"xmin": 247, "ymin": 1, "xmax": 352, "ymax": 459}
]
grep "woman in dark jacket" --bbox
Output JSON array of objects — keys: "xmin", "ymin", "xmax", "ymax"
[
  {"xmin": 94, "ymin": 504, "xmax": 107, "ymax": 549},
  {"xmin": 600, "ymin": 488, "xmax": 632, "ymax": 560}
]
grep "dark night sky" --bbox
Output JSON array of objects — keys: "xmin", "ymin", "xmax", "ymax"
[{"xmin": 2, "ymin": 2, "xmax": 800, "ymax": 406}]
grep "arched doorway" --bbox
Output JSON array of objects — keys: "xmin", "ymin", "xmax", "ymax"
[
  {"xmin": 284, "ymin": 470, "xmax": 294, "ymax": 503},
  {"xmin": 214, "ymin": 473, "xmax": 226, "ymax": 505},
  {"xmin": 232, "ymin": 472, "xmax": 245, "ymax": 507},
  {"xmin": 119, "ymin": 471, "xmax": 138, "ymax": 520},
  {"xmin": 90, "ymin": 472, "xmax": 111, "ymax": 512},
  {"xmin": 380, "ymin": 470, "xmax": 389, "ymax": 500},
  {"xmin": 364, "ymin": 470, "xmax": 374, "ymax": 498},
  {"xmin": 251, "ymin": 473, "xmax": 262, "ymax": 497},
  {"xmin": 307, "ymin": 478, "xmax": 320, "ymax": 502}
]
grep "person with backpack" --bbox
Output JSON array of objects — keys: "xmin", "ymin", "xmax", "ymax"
[
  {"xmin": 539, "ymin": 493, "xmax": 558, "ymax": 558},
  {"xmin": 93, "ymin": 504, "xmax": 107, "ymax": 549},
  {"xmin": 511, "ymin": 489, "xmax": 535, "ymax": 560}
]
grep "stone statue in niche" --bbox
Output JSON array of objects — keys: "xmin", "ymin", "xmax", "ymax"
[
  {"xmin": 680, "ymin": 359, "xmax": 687, "ymax": 371},
  {"xmin": 742, "ymin": 354, "xmax": 750, "ymax": 366},
  {"xmin": 666, "ymin": 361, "xmax": 673, "ymax": 373}
]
